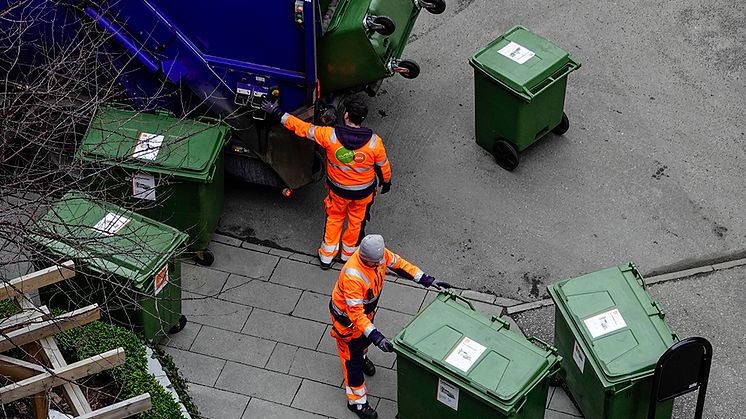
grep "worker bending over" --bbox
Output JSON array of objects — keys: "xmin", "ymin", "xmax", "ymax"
[
  {"xmin": 329, "ymin": 234, "xmax": 451, "ymax": 418},
  {"xmin": 262, "ymin": 98, "xmax": 391, "ymax": 269}
]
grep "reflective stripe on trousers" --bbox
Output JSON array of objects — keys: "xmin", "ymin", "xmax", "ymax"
[{"xmin": 334, "ymin": 333, "xmax": 371, "ymax": 405}]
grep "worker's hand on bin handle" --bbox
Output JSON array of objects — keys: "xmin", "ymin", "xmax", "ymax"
[
  {"xmin": 261, "ymin": 100, "xmax": 285, "ymax": 120},
  {"xmin": 368, "ymin": 329, "xmax": 394, "ymax": 352},
  {"xmin": 420, "ymin": 274, "xmax": 452, "ymax": 290}
]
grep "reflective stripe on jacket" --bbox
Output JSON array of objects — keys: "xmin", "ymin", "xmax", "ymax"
[
  {"xmin": 330, "ymin": 248, "xmax": 423, "ymax": 339},
  {"xmin": 282, "ymin": 113, "xmax": 391, "ymax": 199}
]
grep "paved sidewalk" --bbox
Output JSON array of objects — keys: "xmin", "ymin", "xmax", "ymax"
[{"xmin": 161, "ymin": 235, "xmax": 583, "ymax": 419}]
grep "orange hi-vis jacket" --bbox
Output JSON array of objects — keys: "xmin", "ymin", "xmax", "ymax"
[
  {"xmin": 330, "ymin": 248, "xmax": 423, "ymax": 340},
  {"xmin": 281, "ymin": 113, "xmax": 391, "ymax": 199}
]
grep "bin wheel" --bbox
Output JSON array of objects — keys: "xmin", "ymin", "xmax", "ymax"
[
  {"xmin": 420, "ymin": 0, "xmax": 446, "ymax": 14},
  {"xmin": 193, "ymin": 249, "xmax": 215, "ymax": 266},
  {"xmin": 393, "ymin": 59, "xmax": 420, "ymax": 79},
  {"xmin": 493, "ymin": 139, "xmax": 519, "ymax": 171},
  {"xmin": 368, "ymin": 15, "xmax": 396, "ymax": 36},
  {"xmin": 552, "ymin": 112, "xmax": 570, "ymax": 135},
  {"xmin": 169, "ymin": 315, "xmax": 187, "ymax": 334}
]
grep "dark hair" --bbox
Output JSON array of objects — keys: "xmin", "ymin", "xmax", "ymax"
[{"xmin": 344, "ymin": 97, "xmax": 368, "ymax": 125}]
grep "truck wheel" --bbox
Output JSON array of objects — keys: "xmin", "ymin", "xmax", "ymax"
[
  {"xmin": 552, "ymin": 112, "xmax": 570, "ymax": 135},
  {"xmin": 493, "ymin": 139, "xmax": 519, "ymax": 171},
  {"xmin": 169, "ymin": 315, "xmax": 187, "ymax": 334},
  {"xmin": 367, "ymin": 16, "xmax": 396, "ymax": 36},
  {"xmin": 193, "ymin": 249, "xmax": 215, "ymax": 266},
  {"xmin": 393, "ymin": 59, "xmax": 420, "ymax": 79},
  {"xmin": 421, "ymin": 0, "xmax": 446, "ymax": 14}
]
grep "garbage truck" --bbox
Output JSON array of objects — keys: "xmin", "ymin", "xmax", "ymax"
[{"xmin": 1, "ymin": 0, "xmax": 446, "ymax": 192}]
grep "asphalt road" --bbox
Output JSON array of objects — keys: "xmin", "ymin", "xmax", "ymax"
[
  {"xmin": 512, "ymin": 265, "xmax": 746, "ymax": 419},
  {"xmin": 219, "ymin": 0, "xmax": 746, "ymax": 301}
]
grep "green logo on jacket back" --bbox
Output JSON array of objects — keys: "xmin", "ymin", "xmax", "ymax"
[{"xmin": 335, "ymin": 147, "xmax": 355, "ymax": 164}]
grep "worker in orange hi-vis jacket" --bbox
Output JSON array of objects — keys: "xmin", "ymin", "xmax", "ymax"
[
  {"xmin": 328, "ymin": 234, "xmax": 452, "ymax": 419},
  {"xmin": 262, "ymin": 98, "xmax": 391, "ymax": 269}
]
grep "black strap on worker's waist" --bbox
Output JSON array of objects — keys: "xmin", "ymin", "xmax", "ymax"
[{"xmin": 329, "ymin": 299, "xmax": 353, "ymax": 327}]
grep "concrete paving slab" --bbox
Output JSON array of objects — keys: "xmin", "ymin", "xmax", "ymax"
[
  {"xmin": 243, "ymin": 308, "xmax": 326, "ymax": 350},
  {"xmin": 544, "ymin": 410, "xmax": 583, "ymax": 419},
  {"xmin": 292, "ymin": 291, "xmax": 332, "ymax": 323},
  {"xmin": 266, "ymin": 342, "xmax": 300, "ymax": 374},
  {"xmin": 461, "ymin": 289, "xmax": 497, "ymax": 304},
  {"xmin": 379, "ymin": 281, "xmax": 427, "ymax": 315},
  {"xmin": 190, "ymin": 325, "xmax": 276, "ymax": 368},
  {"xmin": 316, "ymin": 325, "xmax": 338, "ymax": 356},
  {"xmin": 469, "ymin": 299, "xmax": 505, "ymax": 318},
  {"xmin": 187, "ymin": 383, "xmax": 250, "ymax": 419},
  {"xmin": 215, "ymin": 361, "xmax": 302, "ymax": 405},
  {"xmin": 161, "ymin": 322, "xmax": 201, "ymax": 351},
  {"xmin": 374, "ymin": 308, "xmax": 414, "ymax": 338},
  {"xmin": 374, "ymin": 398, "xmax": 398, "ymax": 419},
  {"xmin": 239, "ymin": 241, "xmax": 271, "ymax": 253},
  {"xmin": 269, "ymin": 248, "xmax": 294, "ymax": 258},
  {"xmin": 181, "ymin": 263, "xmax": 229, "ymax": 296},
  {"xmin": 288, "ymin": 348, "xmax": 343, "ymax": 386},
  {"xmin": 221, "ymin": 274, "xmax": 302, "ymax": 314},
  {"xmin": 212, "ymin": 233, "xmax": 243, "ymax": 248},
  {"xmin": 364, "ymin": 365, "xmax": 397, "ymax": 401},
  {"xmin": 163, "ymin": 347, "xmax": 226, "ymax": 387},
  {"xmin": 420, "ymin": 290, "xmax": 439, "ymax": 311},
  {"xmin": 291, "ymin": 379, "xmax": 379, "ymax": 419},
  {"xmin": 270, "ymin": 258, "xmax": 338, "ymax": 295},
  {"xmin": 210, "ymin": 242, "xmax": 278, "ymax": 280},
  {"xmin": 242, "ymin": 398, "xmax": 326, "ymax": 419},
  {"xmin": 288, "ymin": 253, "xmax": 317, "ymax": 264},
  {"xmin": 182, "ymin": 292, "xmax": 251, "ymax": 332},
  {"xmin": 548, "ymin": 387, "xmax": 582, "ymax": 416}
]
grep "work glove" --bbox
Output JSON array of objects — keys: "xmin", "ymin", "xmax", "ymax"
[
  {"xmin": 379, "ymin": 181, "xmax": 391, "ymax": 194},
  {"xmin": 420, "ymin": 274, "xmax": 452, "ymax": 290},
  {"xmin": 368, "ymin": 329, "xmax": 394, "ymax": 352},
  {"xmin": 261, "ymin": 100, "xmax": 285, "ymax": 120}
]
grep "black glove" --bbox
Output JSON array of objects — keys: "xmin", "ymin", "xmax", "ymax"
[
  {"xmin": 419, "ymin": 274, "xmax": 452, "ymax": 290},
  {"xmin": 379, "ymin": 181, "xmax": 391, "ymax": 194},
  {"xmin": 261, "ymin": 100, "xmax": 285, "ymax": 120},
  {"xmin": 368, "ymin": 329, "xmax": 394, "ymax": 352}
]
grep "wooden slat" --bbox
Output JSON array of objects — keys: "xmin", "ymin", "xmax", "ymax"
[
  {"xmin": 76, "ymin": 393, "xmax": 152, "ymax": 419},
  {"xmin": 0, "ymin": 261, "xmax": 75, "ymax": 300},
  {"xmin": 0, "ymin": 307, "xmax": 47, "ymax": 332},
  {"xmin": 0, "ymin": 348, "xmax": 125, "ymax": 403},
  {"xmin": 39, "ymin": 337, "xmax": 92, "ymax": 414},
  {"xmin": 0, "ymin": 304, "xmax": 100, "ymax": 353},
  {"xmin": 0, "ymin": 354, "xmax": 47, "ymax": 380}
]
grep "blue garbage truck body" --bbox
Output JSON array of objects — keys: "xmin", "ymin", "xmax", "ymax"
[{"xmin": 1, "ymin": 0, "xmax": 445, "ymax": 189}]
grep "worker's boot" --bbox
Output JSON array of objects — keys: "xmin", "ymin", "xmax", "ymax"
[
  {"xmin": 347, "ymin": 402, "xmax": 378, "ymax": 419},
  {"xmin": 319, "ymin": 255, "xmax": 333, "ymax": 270},
  {"xmin": 362, "ymin": 356, "xmax": 376, "ymax": 376}
]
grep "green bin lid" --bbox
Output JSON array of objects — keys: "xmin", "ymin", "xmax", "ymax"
[
  {"xmin": 76, "ymin": 107, "xmax": 230, "ymax": 183},
  {"xmin": 548, "ymin": 264, "xmax": 677, "ymax": 383},
  {"xmin": 393, "ymin": 292, "xmax": 560, "ymax": 414},
  {"xmin": 27, "ymin": 192, "xmax": 188, "ymax": 292},
  {"xmin": 469, "ymin": 26, "xmax": 579, "ymax": 101}
]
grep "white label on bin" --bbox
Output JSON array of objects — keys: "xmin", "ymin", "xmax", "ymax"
[
  {"xmin": 573, "ymin": 340, "xmax": 586, "ymax": 373},
  {"xmin": 132, "ymin": 172, "xmax": 156, "ymax": 201},
  {"xmin": 498, "ymin": 41, "xmax": 535, "ymax": 64},
  {"xmin": 444, "ymin": 337, "xmax": 487, "ymax": 372},
  {"xmin": 436, "ymin": 378, "xmax": 459, "ymax": 411},
  {"xmin": 583, "ymin": 308, "xmax": 627, "ymax": 338},
  {"xmin": 133, "ymin": 132, "xmax": 164, "ymax": 160},
  {"xmin": 154, "ymin": 265, "xmax": 168, "ymax": 296},
  {"xmin": 93, "ymin": 212, "xmax": 130, "ymax": 236}
]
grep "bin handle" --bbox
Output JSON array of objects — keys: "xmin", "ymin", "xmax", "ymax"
[
  {"xmin": 612, "ymin": 381, "xmax": 635, "ymax": 395},
  {"xmin": 513, "ymin": 396, "xmax": 528, "ymax": 414},
  {"xmin": 523, "ymin": 61, "xmax": 579, "ymax": 100},
  {"xmin": 528, "ymin": 336, "xmax": 558, "ymax": 354},
  {"xmin": 446, "ymin": 291, "xmax": 476, "ymax": 311}
]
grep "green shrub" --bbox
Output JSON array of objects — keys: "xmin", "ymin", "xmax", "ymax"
[{"xmin": 55, "ymin": 320, "xmax": 185, "ymax": 418}]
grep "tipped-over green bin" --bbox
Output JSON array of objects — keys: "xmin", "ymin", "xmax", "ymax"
[
  {"xmin": 28, "ymin": 192, "xmax": 188, "ymax": 343},
  {"xmin": 469, "ymin": 26, "xmax": 580, "ymax": 170},
  {"xmin": 76, "ymin": 106, "xmax": 229, "ymax": 266},
  {"xmin": 393, "ymin": 292, "xmax": 561, "ymax": 418},
  {"xmin": 547, "ymin": 263, "xmax": 678, "ymax": 419}
]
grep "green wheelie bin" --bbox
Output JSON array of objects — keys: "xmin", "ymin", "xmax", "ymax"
[
  {"xmin": 547, "ymin": 263, "xmax": 678, "ymax": 419},
  {"xmin": 393, "ymin": 291, "xmax": 561, "ymax": 419},
  {"xmin": 469, "ymin": 26, "xmax": 580, "ymax": 171},
  {"xmin": 28, "ymin": 192, "xmax": 189, "ymax": 343},
  {"xmin": 76, "ymin": 106, "xmax": 229, "ymax": 266},
  {"xmin": 318, "ymin": 0, "xmax": 446, "ymax": 92}
]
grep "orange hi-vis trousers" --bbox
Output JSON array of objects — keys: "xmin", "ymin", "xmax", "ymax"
[
  {"xmin": 333, "ymin": 330, "xmax": 372, "ymax": 406},
  {"xmin": 318, "ymin": 190, "xmax": 374, "ymax": 264}
]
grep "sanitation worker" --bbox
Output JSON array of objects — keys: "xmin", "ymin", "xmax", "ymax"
[
  {"xmin": 262, "ymin": 98, "xmax": 391, "ymax": 269},
  {"xmin": 328, "ymin": 234, "xmax": 451, "ymax": 418}
]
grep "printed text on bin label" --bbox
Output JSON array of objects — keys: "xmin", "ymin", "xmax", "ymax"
[
  {"xmin": 93, "ymin": 213, "xmax": 130, "ymax": 236},
  {"xmin": 444, "ymin": 337, "xmax": 487, "ymax": 372},
  {"xmin": 498, "ymin": 41, "xmax": 535, "ymax": 64},
  {"xmin": 583, "ymin": 308, "xmax": 627, "ymax": 338},
  {"xmin": 133, "ymin": 132, "xmax": 164, "ymax": 160},
  {"xmin": 436, "ymin": 378, "xmax": 459, "ymax": 410}
]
